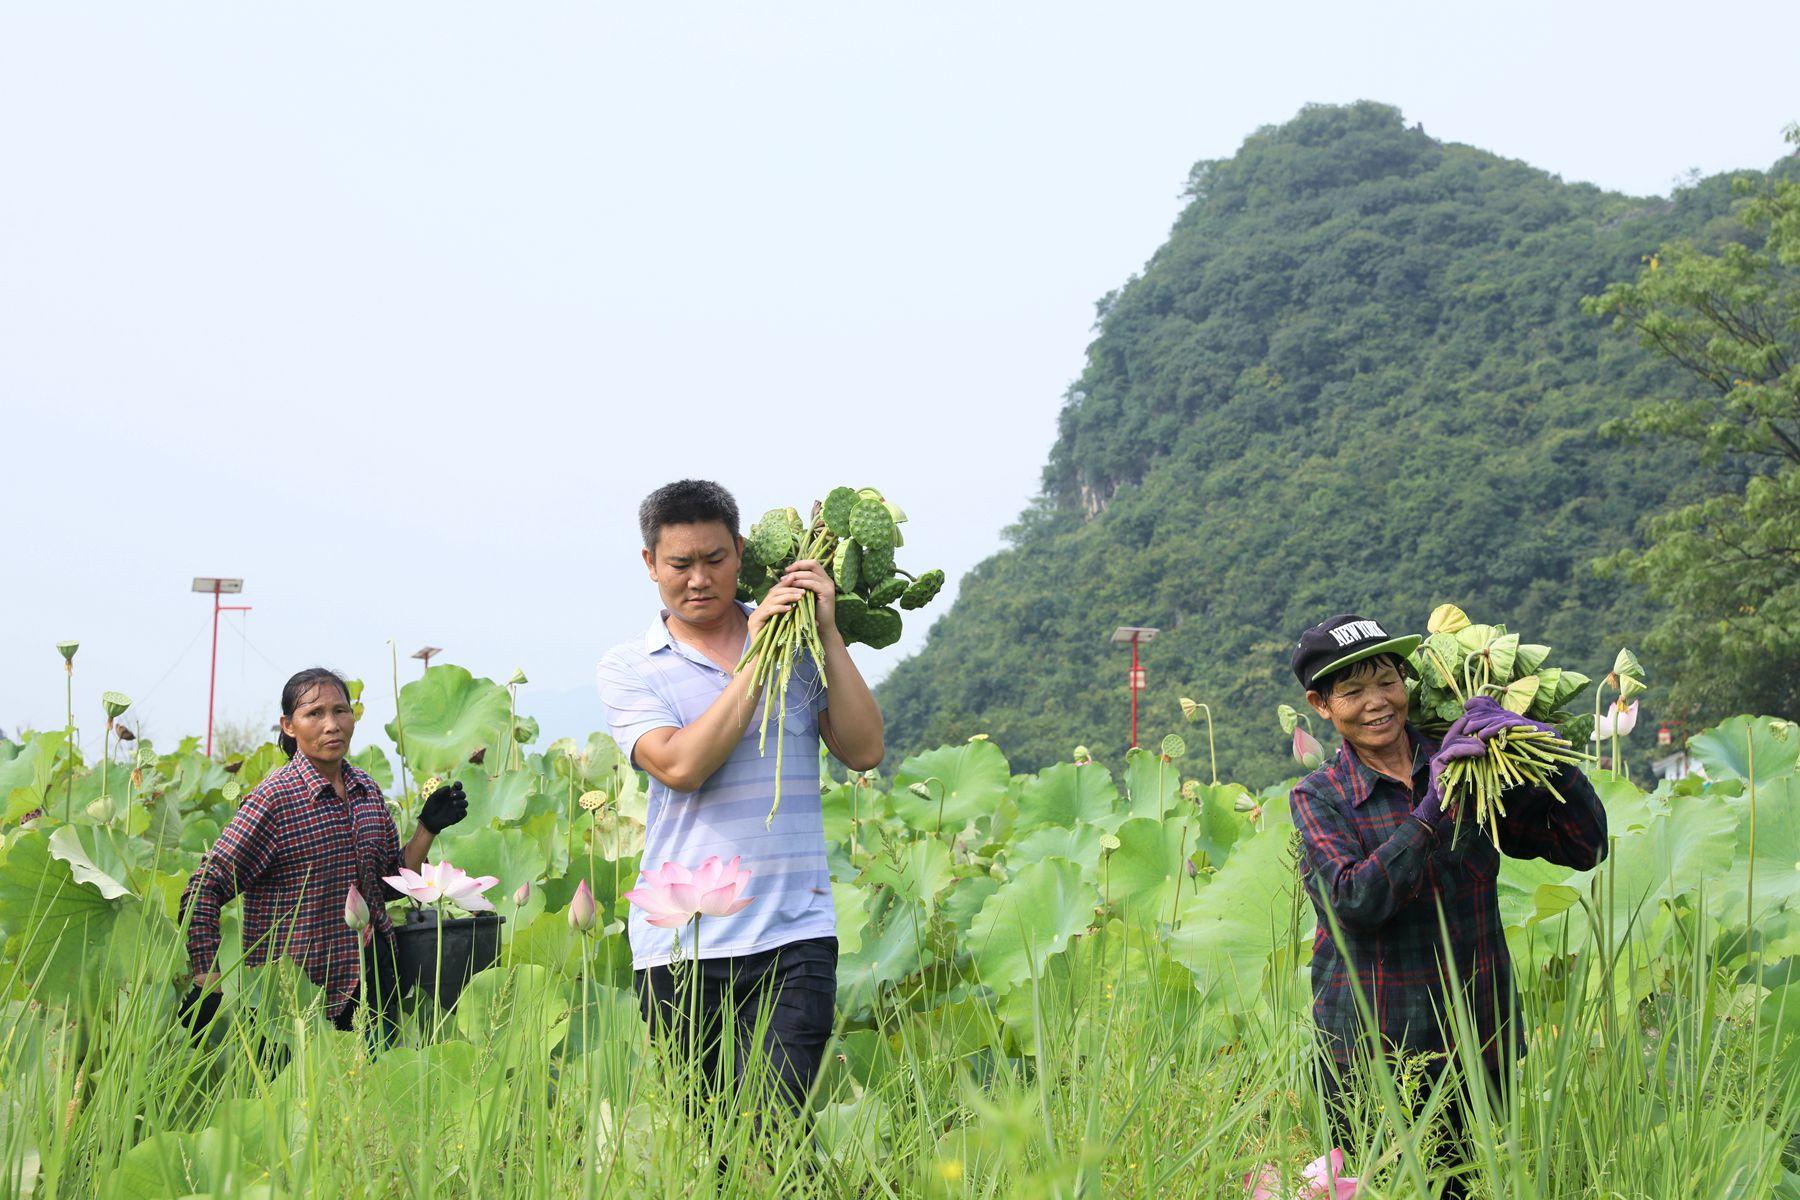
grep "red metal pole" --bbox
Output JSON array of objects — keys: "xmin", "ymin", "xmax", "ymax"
[
  {"xmin": 205, "ymin": 584, "xmax": 222, "ymax": 757},
  {"xmin": 1123, "ymin": 636, "xmax": 1137, "ymax": 752}
]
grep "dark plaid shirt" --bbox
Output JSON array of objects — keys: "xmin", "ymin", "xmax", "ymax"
[
  {"xmin": 181, "ymin": 754, "xmax": 404, "ymax": 1014},
  {"xmin": 1290, "ymin": 727, "xmax": 1607, "ymax": 1067}
]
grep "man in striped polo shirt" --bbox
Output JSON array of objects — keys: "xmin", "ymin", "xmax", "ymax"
[{"xmin": 597, "ymin": 479, "xmax": 884, "ymax": 1113}]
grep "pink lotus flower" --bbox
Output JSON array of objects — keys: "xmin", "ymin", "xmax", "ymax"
[
  {"xmin": 568, "ymin": 878, "xmax": 597, "ymax": 931},
  {"xmin": 1594, "ymin": 700, "xmax": 1639, "ymax": 740},
  {"xmin": 1245, "ymin": 1148, "xmax": 1359, "ymax": 1199},
  {"xmin": 344, "ymin": 884, "xmax": 370, "ymax": 931},
  {"xmin": 624, "ymin": 856, "xmax": 755, "ymax": 929},
  {"xmin": 1293, "ymin": 726, "xmax": 1326, "ymax": 771},
  {"xmin": 382, "ymin": 860, "xmax": 500, "ymax": 914}
]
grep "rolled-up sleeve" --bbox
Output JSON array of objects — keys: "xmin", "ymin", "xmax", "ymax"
[
  {"xmin": 1496, "ymin": 764, "xmax": 1609, "ymax": 870},
  {"xmin": 178, "ymin": 790, "xmax": 280, "ymax": 976},
  {"xmin": 1290, "ymin": 784, "xmax": 1437, "ymax": 932},
  {"xmin": 597, "ymin": 651, "xmax": 681, "ymax": 767}
]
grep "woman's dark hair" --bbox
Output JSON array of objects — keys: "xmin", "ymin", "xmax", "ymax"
[
  {"xmin": 278, "ymin": 667, "xmax": 353, "ymax": 758},
  {"xmin": 638, "ymin": 479, "xmax": 740, "ymax": 551},
  {"xmin": 1311, "ymin": 652, "xmax": 1413, "ymax": 700}
]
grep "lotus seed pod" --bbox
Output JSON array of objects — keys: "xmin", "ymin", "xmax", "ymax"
[
  {"xmin": 898, "ymin": 568, "xmax": 944, "ymax": 609},
  {"xmin": 421, "ymin": 776, "xmax": 444, "ymax": 799},
  {"xmin": 859, "ymin": 545, "xmax": 896, "ymax": 590},
  {"xmin": 748, "ymin": 509, "xmax": 798, "ymax": 566},
  {"xmin": 135, "ymin": 745, "xmax": 158, "ymax": 768},
  {"xmin": 101, "ymin": 691, "xmax": 131, "ymax": 719},
  {"xmin": 834, "ymin": 593, "xmax": 868, "ymax": 636},
  {"xmin": 56, "ymin": 640, "xmax": 79, "ymax": 663},
  {"xmin": 848, "ymin": 498, "xmax": 894, "ymax": 552},
  {"xmin": 1072, "ymin": 744, "xmax": 1092, "ymax": 764},
  {"xmin": 578, "ymin": 789, "xmax": 608, "ymax": 812},
  {"xmin": 1161, "ymin": 733, "xmax": 1186, "ymax": 759},
  {"xmin": 833, "ymin": 540, "xmax": 863, "ymax": 593},
  {"xmin": 859, "ymin": 606, "xmax": 902, "ymax": 649},
  {"xmin": 821, "ymin": 487, "xmax": 858, "ymax": 537},
  {"xmin": 1179, "ymin": 697, "xmax": 1200, "ymax": 722},
  {"xmin": 508, "ymin": 668, "xmax": 528, "ymax": 686},
  {"xmin": 867, "ymin": 577, "xmax": 907, "ymax": 608}
]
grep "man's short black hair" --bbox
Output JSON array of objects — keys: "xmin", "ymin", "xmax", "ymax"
[
  {"xmin": 638, "ymin": 479, "xmax": 740, "ymax": 551},
  {"xmin": 1309, "ymin": 652, "xmax": 1412, "ymax": 699}
]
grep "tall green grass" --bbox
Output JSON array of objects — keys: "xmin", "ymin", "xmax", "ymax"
[{"xmin": 4, "ymin": 879, "xmax": 1796, "ymax": 1199}]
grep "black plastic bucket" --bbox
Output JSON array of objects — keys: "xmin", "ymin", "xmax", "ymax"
[{"xmin": 392, "ymin": 909, "xmax": 505, "ymax": 1010}]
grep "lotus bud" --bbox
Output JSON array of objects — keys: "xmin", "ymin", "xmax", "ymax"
[
  {"xmin": 101, "ymin": 691, "xmax": 131, "ymax": 720},
  {"xmin": 56, "ymin": 640, "xmax": 79, "ymax": 666},
  {"xmin": 514, "ymin": 880, "xmax": 531, "ymax": 906},
  {"xmin": 569, "ymin": 879, "xmax": 598, "ymax": 931},
  {"xmin": 1072, "ymin": 745, "xmax": 1092, "ymax": 765},
  {"xmin": 345, "ymin": 884, "xmax": 371, "ymax": 931},
  {"xmin": 1293, "ymin": 726, "xmax": 1325, "ymax": 771}
]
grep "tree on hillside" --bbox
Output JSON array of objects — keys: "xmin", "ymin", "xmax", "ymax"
[{"xmin": 1587, "ymin": 126, "xmax": 1800, "ymax": 723}]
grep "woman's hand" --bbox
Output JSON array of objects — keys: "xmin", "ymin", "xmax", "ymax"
[{"xmin": 418, "ymin": 780, "xmax": 468, "ymax": 834}]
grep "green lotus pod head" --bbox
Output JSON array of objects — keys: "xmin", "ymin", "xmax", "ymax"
[
  {"xmin": 1099, "ymin": 833, "xmax": 1122, "ymax": 852},
  {"xmin": 848, "ymin": 498, "xmax": 895, "ymax": 553},
  {"xmin": 867, "ymin": 577, "xmax": 908, "ymax": 608},
  {"xmin": 135, "ymin": 745, "xmax": 158, "ymax": 768},
  {"xmin": 1160, "ymin": 733, "xmax": 1186, "ymax": 760},
  {"xmin": 1180, "ymin": 779, "xmax": 1200, "ymax": 801},
  {"xmin": 1618, "ymin": 674, "xmax": 1648, "ymax": 702},
  {"xmin": 1612, "ymin": 647, "xmax": 1645, "ymax": 682},
  {"xmin": 1500, "ymin": 674, "xmax": 1541, "ymax": 715},
  {"xmin": 87, "ymin": 796, "xmax": 117, "ymax": 823},
  {"xmin": 907, "ymin": 780, "xmax": 938, "ymax": 802},
  {"xmin": 1427, "ymin": 603, "xmax": 1471, "ymax": 635},
  {"xmin": 222, "ymin": 781, "xmax": 242, "ymax": 804},
  {"xmin": 859, "ymin": 545, "xmax": 896, "ymax": 591},
  {"xmin": 1072, "ymin": 744, "xmax": 1092, "ymax": 763},
  {"xmin": 833, "ymin": 540, "xmax": 864, "ymax": 593},
  {"xmin": 56, "ymin": 640, "xmax": 79, "ymax": 663},
  {"xmin": 1179, "ymin": 697, "xmax": 1200, "ymax": 723},
  {"xmin": 101, "ymin": 691, "xmax": 131, "ymax": 719},
  {"xmin": 1513, "ymin": 643, "xmax": 1552, "ymax": 677},
  {"xmin": 508, "ymin": 668, "xmax": 528, "ymax": 686},
  {"xmin": 821, "ymin": 487, "xmax": 858, "ymax": 537},
  {"xmin": 1233, "ymin": 794, "xmax": 1260, "ymax": 813},
  {"xmin": 859, "ymin": 606, "xmax": 902, "ymax": 649},
  {"xmin": 855, "ymin": 487, "xmax": 884, "ymax": 502},
  {"xmin": 899, "ymin": 568, "xmax": 945, "ymax": 610}
]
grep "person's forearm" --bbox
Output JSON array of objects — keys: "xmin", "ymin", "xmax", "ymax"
[
  {"xmin": 818, "ymin": 625, "xmax": 884, "ymax": 769},
  {"xmin": 641, "ymin": 667, "xmax": 765, "ymax": 791},
  {"xmin": 401, "ymin": 824, "xmax": 435, "ymax": 873}
]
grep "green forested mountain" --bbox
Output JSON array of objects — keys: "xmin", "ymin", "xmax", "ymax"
[{"xmin": 879, "ymin": 101, "xmax": 1775, "ymax": 785}]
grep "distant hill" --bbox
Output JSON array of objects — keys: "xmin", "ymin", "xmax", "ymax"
[{"xmin": 878, "ymin": 101, "xmax": 1763, "ymax": 784}]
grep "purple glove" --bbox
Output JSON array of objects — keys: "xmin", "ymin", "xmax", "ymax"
[
  {"xmin": 1416, "ymin": 731, "xmax": 1485, "ymax": 828},
  {"xmin": 1456, "ymin": 695, "xmax": 1556, "ymax": 740}
]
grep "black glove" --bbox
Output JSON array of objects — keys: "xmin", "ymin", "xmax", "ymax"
[
  {"xmin": 178, "ymin": 984, "xmax": 222, "ymax": 1032},
  {"xmin": 418, "ymin": 780, "xmax": 468, "ymax": 834}
]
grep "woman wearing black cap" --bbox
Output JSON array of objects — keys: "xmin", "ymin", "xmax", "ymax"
[
  {"xmin": 1287, "ymin": 614, "xmax": 1608, "ymax": 1199},
  {"xmin": 177, "ymin": 667, "xmax": 471, "ymax": 1041}
]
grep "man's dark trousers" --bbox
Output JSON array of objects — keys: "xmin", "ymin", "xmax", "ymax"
[{"xmin": 636, "ymin": 936, "xmax": 837, "ymax": 1113}]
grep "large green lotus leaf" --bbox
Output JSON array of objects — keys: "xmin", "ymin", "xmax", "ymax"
[
  {"xmin": 1712, "ymin": 776, "xmax": 1800, "ymax": 924},
  {"xmin": 456, "ymin": 963, "xmax": 569, "ymax": 1050},
  {"xmin": 858, "ymin": 837, "xmax": 954, "ymax": 917},
  {"xmin": 1169, "ymin": 826, "xmax": 1311, "ymax": 1012},
  {"xmin": 1522, "ymin": 790, "xmax": 1739, "ymax": 959},
  {"xmin": 1496, "ymin": 854, "xmax": 1581, "ymax": 930},
  {"xmin": 1121, "ymin": 748, "xmax": 1181, "ymax": 822},
  {"xmin": 1689, "ymin": 716, "xmax": 1800, "ymax": 786},
  {"xmin": 48, "ymin": 824, "xmax": 134, "ymax": 899},
  {"xmin": 449, "ymin": 763, "xmax": 536, "ymax": 828},
  {"xmin": 891, "ymin": 741, "xmax": 1010, "ymax": 832},
  {"xmin": 939, "ymin": 875, "xmax": 1000, "ymax": 931},
  {"xmin": 385, "ymin": 665, "xmax": 512, "ymax": 777},
  {"xmin": 1012, "ymin": 762, "xmax": 1121, "ymax": 833},
  {"xmin": 821, "ymin": 778, "xmax": 884, "ymax": 846},
  {"xmin": 1007, "ymin": 824, "xmax": 1106, "ymax": 881},
  {"xmin": 100, "ymin": 1129, "xmax": 219, "ymax": 1200},
  {"xmin": 1101, "ymin": 816, "xmax": 1195, "ymax": 929},
  {"xmin": 509, "ymin": 909, "xmax": 582, "ymax": 977},
  {"xmin": 967, "ymin": 857, "xmax": 1093, "ymax": 991},
  {"xmin": 376, "ymin": 1040, "xmax": 485, "ymax": 1123},
  {"xmin": 0, "ymin": 829, "xmax": 121, "ymax": 941},
  {"xmin": 832, "ymin": 880, "xmax": 871, "ymax": 954},
  {"xmin": 837, "ymin": 897, "xmax": 931, "ymax": 1016},
  {"xmin": 0, "ymin": 731, "xmax": 64, "ymax": 822},
  {"xmin": 428, "ymin": 825, "xmax": 546, "ymax": 908},
  {"xmin": 813, "ymin": 1094, "xmax": 890, "ymax": 1168},
  {"xmin": 1188, "ymin": 783, "xmax": 1251, "ymax": 870}
]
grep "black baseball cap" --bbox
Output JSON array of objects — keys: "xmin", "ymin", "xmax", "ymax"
[{"xmin": 1291, "ymin": 613, "xmax": 1422, "ymax": 693}]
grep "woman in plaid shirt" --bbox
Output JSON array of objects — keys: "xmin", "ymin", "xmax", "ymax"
[
  {"xmin": 178, "ymin": 668, "xmax": 470, "ymax": 1037},
  {"xmin": 1288, "ymin": 614, "xmax": 1608, "ymax": 1199}
]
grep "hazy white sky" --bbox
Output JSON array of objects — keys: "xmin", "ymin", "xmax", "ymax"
[{"xmin": 4, "ymin": 1, "xmax": 1796, "ymax": 752}]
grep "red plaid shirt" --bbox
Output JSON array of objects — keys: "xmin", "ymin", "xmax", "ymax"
[
  {"xmin": 1290, "ymin": 728, "xmax": 1607, "ymax": 1068},
  {"xmin": 180, "ymin": 753, "xmax": 405, "ymax": 1014}
]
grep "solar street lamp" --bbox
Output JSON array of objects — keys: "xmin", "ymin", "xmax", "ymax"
[
  {"xmin": 412, "ymin": 646, "xmax": 443, "ymax": 673},
  {"xmin": 1110, "ymin": 626, "xmax": 1160, "ymax": 750},
  {"xmin": 191, "ymin": 577, "xmax": 249, "ymax": 758}
]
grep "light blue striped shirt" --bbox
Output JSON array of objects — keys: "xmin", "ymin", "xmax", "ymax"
[{"xmin": 597, "ymin": 603, "xmax": 834, "ymax": 968}]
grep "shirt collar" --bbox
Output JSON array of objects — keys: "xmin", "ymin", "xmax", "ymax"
[
  {"xmin": 643, "ymin": 601, "xmax": 755, "ymax": 655},
  {"xmin": 1337, "ymin": 726, "xmax": 1431, "ymax": 808},
  {"xmin": 287, "ymin": 752, "xmax": 368, "ymax": 804}
]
